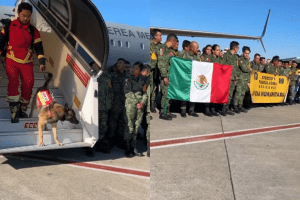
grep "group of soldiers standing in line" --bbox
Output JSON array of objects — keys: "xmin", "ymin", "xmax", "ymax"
[
  {"xmin": 87, "ymin": 58, "xmax": 151, "ymax": 158},
  {"xmin": 150, "ymin": 29, "xmax": 300, "ymax": 121}
]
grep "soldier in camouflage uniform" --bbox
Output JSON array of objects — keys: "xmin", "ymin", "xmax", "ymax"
[
  {"xmin": 289, "ymin": 61, "xmax": 299, "ymax": 104},
  {"xmin": 251, "ymin": 54, "xmax": 264, "ymax": 72},
  {"xmin": 180, "ymin": 41, "xmax": 201, "ymax": 118},
  {"xmin": 289, "ymin": 61, "xmax": 299, "ymax": 105},
  {"xmin": 260, "ymin": 57, "xmax": 266, "ymax": 72},
  {"xmin": 150, "ymin": 29, "xmax": 162, "ymax": 113},
  {"xmin": 177, "ymin": 40, "xmax": 191, "ymax": 58},
  {"xmin": 107, "ymin": 59, "xmax": 127, "ymax": 148},
  {"xmin": 201, "ymin": 45, "xmax": 212, "ymax": 62},
  {"xmin": 234, "ymin": 46, "xmax": 252, "ymax": 113},
  {"xmin": 123, "ymin": 62, "xmax": 148, "ymax": 157},
  {"xmin": 201, "ymin": 44, "xmax": 223, "ymax": 117},
  {"xmin": 265, "ymin": 57, "xmax": 277, "ymax": 75},
  {"xmin": 221, "ymin": 41, "xmax": 240, "ymax": 116},
  {"xmin": 157, "ymin": 34, "xmax": 178, "ymax": 120},
  {"xmin": 146, "ymin": 82, "xmax": 151, "ymax": 157}
]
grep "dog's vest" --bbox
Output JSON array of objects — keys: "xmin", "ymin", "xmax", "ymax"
[{"xmin": 37, "ymin": 90, "xmax": 54, "ymax": 108}]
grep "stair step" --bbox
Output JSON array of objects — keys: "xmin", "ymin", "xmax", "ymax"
[
  {"xmin": 0, "ymin": 77, "xmax": 54, "ymax": 88},
  {"xmin": 0, "ymin": 95, "xmax": 64, "ymax": 107},
  {"xmin": 0, "ymin": 69, "xmax": 50, "ymax": 79},
  {"xmin": 0, "ymin": 118, "xmax": 80, "ymax": 132},
  {"xmin": 0, "ymin": 129, "xmax": 86, "ymax": 153},
  {"xmin": 0, "ymin": 86, "xmax": 63, "ymax": 97}
]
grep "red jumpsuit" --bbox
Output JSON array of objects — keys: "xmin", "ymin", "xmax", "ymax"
[{"xmin": 0, "ymin": 18, "xmax": 45, "ymax": 106}]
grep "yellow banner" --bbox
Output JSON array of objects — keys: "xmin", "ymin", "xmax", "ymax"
[{"xmin": 250, "ymin": 72, "xmax": 289, "ymax": 103}]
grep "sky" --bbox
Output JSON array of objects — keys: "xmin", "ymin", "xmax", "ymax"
[
  {"xmin": 0, "ymin": 0, "xmax": 150, "ymax": 28},
  {"xmin": 1, "ymin": 0, "xmax": 299, "ymax": 60},
  {"xmin": 151, "ymin": 0, "xmax": 300, "ymax": 60}
]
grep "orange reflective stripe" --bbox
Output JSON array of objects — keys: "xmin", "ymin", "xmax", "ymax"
[{"xmin": 34, "ymin": 38, "xmax": 42, "ymax": 44}]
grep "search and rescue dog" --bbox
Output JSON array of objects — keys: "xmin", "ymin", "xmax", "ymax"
[{"xmin": 29, "ymin": 73, "xmax": 79, "ymax": 146}]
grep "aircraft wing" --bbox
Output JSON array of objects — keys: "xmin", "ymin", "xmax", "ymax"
[
  {"xmin": 149, "ymin": 27, "xmax": 261, "ymax": 40},
  {"xmin": 151, "ymin": 9, "xmax": 271, "ymax": 52}
]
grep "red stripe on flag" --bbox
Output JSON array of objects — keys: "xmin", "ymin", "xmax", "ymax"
[{"xmin": 210, "ymin": 64, "xmax": 233, "ymax": 104}]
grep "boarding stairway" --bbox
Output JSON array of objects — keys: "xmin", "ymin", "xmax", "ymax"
[{"xmin": 0, "ymin": 56, "xmax": 91, "ymax": 154}]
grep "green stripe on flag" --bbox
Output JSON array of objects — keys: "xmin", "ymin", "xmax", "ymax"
[{"xmin": 167, "ymin": 57, "xmax": 193, "ymax": 101}]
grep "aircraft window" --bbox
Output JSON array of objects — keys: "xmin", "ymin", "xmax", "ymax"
[
  {"xmin": 140, "ymin": 43, "xmax": 144, "ymax": 49},
  {"xmin": 77, "ymin": 44, "xmax": 94, "ymax": 66},
  {"xmin": 67, "ymin": 34, "xmax": 76, "ymax": 48},
  {"xmin": 125, "ymin": 41, "xmax": 130, "ymax": 48},
  {"xmin": 49, "ymin": 0, "xmax": 69, "ymax": 26},
  {"xmin": 110, "ymin": 40, "xmax": 115, "ymax": 46},
  {"xmin": 56, "ymin": 21, "xmax": 67, "ymax": 36},
  {"xmin": 118, "ymin": 41, "xmax": 122, "ymax": 47}
]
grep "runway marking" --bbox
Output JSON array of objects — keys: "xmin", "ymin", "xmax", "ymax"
[
  {"xmin": 150, "ymin": 123, "xmax": 300, "ymax": 149},
  {"xmin": 1, "ymin": 153, "xmax": 150, "ymax": 179}
]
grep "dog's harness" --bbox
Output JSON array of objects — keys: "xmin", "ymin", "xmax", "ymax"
[{"xmin": 37, "ymin": 90, "xmax": 54, "ymax": 118}]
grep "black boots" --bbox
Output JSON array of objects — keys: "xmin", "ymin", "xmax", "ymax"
[
  {"xmin": 159, "ymin": 113, "xmax": 172, "ymax": 120},
  {"xmin": 147, "ymin": 141, "xmax": 150, "ymax": 157},
  {"xmin": 211, "ymin": 107, "xmax": 219, "ymax": 116},
  {"xmin": 188, "ymin": 109, "xmax": 199, "ymax": 117},
  {"xmin": 226, "ymin": 105, "xmax": 235, "ymax": 115},
  {"xmin": 19, "ymin": 104, "xmax": 28, "ymax": 118},
  {"xmin": 9, "ymin": 102, "xmax": 20, "ymax": 123},
  {"xmin": 181, "ymin": 109, "xmax": 186, "ymax": 118},
  {"xmin": 125, "ymin": 140, "xmax": 132, "ymax": 157},
  {"xmin": 150, "ymin": 101, "xmax": 156, "ymax": 113},
  {"xmin": 131, "ymin": 139, "xmax": 142, "ymax": 156},
  {"xmin": 167, "ymin": 106, "xmax": 177, "ymax": 118},
  {"xmin": 220, "ymin": 105, "xmax": 227, "ymax": 116},
  {"xmin": 233, "ymin": 105, "xmax": 240, "ymax": 114},
  {"xmin": 204, "ymin": 107, "xmax": 213, "ymax": 117},
  {"xmin": 239, "ymin": 105, "xmax": 248, "ymax": 113}
]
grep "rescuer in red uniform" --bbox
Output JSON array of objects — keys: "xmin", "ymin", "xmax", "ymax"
[{"xmin": 0, "ymin": 2, "xmax": 46, "ymax": 123}]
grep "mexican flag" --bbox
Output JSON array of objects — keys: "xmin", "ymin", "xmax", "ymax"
[{"xmin": 167, "ymin": 57, "xmax": 233, "ymax": 103}]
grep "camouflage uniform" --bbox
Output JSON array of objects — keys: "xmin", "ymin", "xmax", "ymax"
[
  {"xmin": 251, "ymin": 61, "xmax": 264, "ymax": 72},
  {"xmin": 265, "ymin": 63, "xmax": 276, "ymax": 75},
  {"xmin": 146, "ymin": 85, "xmax": 150, "ymax": 142},
  {"xmin": 277, "ymin": 67, "xmax": 285, "ymax": 76},
  {"xmin": 180, "ymin": 51, "xmax": 201, "ymax": 112},
  {"xmin": 201, "ymin": 54, "xmax": 211, "ymax": 62},
  {"xmin": 208, "ymin": 54, "xmax": 222, "ymax": 64},
  {"xmin": 108, "ymin": 71, "xmax": 127, "ymax": 138},
  {"xmin": 289, "ymin": 68, "xmax": 298, "ymax": 102},
  {"xmin": 157, "ymin": 43, "xmax": 174, "ymax": 114},
  {"xmin": 98, "ymin": 71, "xmax": 113, "ymax": 140},
  {"xmin": 150, "ymin": 41, "xmax": 161, "ymax": 108},
  {"xmin": 235, "ymin": 56, "xmax": 251, "ymax": 106},
  {"xmin": 124, "ymin": 74, "xmax": 148, "ymax": 142},
  {"xmin": 222, "ymin": 51, "xmax": 238, "ymax": 104}
]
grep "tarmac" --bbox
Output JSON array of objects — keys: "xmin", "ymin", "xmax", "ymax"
[
  {"xmin": 0, "ymin": 140, "xmax": 150, "ymax": 200},
  {"xmin": 150, "ymin": 103, "xmax": 300, "ymax": 200}
]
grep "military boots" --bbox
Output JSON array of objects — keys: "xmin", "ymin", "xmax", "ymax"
[
  {"xmin": 147, "ymin": 141, "xmax": 150, "ymax": 157},
  {"xmin": 9, "ymin": 102, "xmax": 20, "ymax": 123},
  {"xmin": 239, "ymin": 105, "xmax": 248, "ymax": 113},
  {"xmin": 204, "ymin": 106, "xmax": 213, "ymax": 117},
  {"xmin": 226, "ymin": 105, "xmax": 235, "ymax": 115},
  {"xmin": 211, "ymin": 107, "xmax": 220, "ymax": 116},
  {"xmin": 167, "ymin": 106, "xmax": 177, "ymax": 118},
  {"xmin": 150, "ymin": 101, "xmax": 156, "ymax": 113},
  {"xmin": 125, "ymin": 140, "xmax": 133, "ymax": 157},
  {"xmin": 181, "ymin": 109, "xmax": 187, "ymax": 118},
  {"xmin": 220, "ymin": 105, "xmax": 227, "ymax": 116},
  {"xmin": 131, "ymin": 139, "xmax": 142, "ymax": 156},
  {"xmin": 233, "ymin": 105, "xmax": 240, "ymax": 114}
]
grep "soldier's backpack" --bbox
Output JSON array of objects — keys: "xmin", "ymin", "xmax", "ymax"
[{"xmin": 0, "ymin": 18, "xmax": 35, "ymax": 57}]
